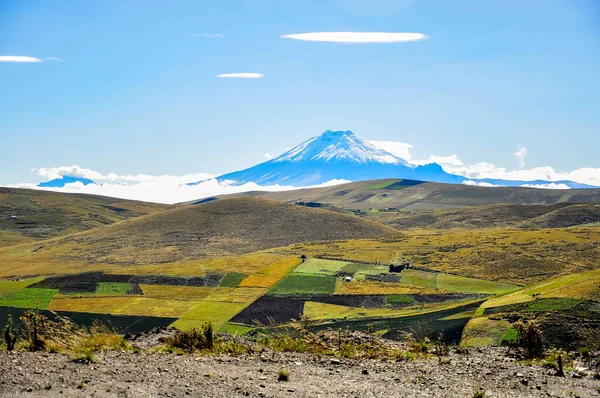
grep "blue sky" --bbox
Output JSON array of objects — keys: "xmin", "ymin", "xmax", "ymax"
[{"xmin": 1, "ymin": 0, "xmax": 599, "ymax": 201}]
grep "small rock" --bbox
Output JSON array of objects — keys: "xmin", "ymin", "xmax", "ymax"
[
  {"xmin": 330, "ymin": 358, "xmax": 341, "ymax": 365},
  {"xmin": 362, "ymin": 370, "xmax": 369, "ymax": 375}
]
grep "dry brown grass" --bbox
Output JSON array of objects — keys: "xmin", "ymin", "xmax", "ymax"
[
  {"xmin": 0, "ymin": 198, "xmax": 400, "ymax": 277},
  {"xmin": 0, "ymin": 187, "xmax": 171, "ymax": 246},
  {"xmin": 275, "ymin": 227, "xmax": 600, "ymax": 285}
]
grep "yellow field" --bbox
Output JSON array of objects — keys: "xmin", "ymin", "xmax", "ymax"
[
  {"xmin": 304, "ymin": 302, "xmax": 408, "ymax": 320},
  {"xmin": 48, "ymin": 296, "xmax": 200, "ymax": 317},
  {"xmin": 172, "ymin": 301, "xmax": 248, "ymax": 330},
  {"xmin": 239, "ymin": 257, "xmax": 302, "ymax": 288},
  {"xmin": 334, "ymin": 280, "xmax": 435, "ymax": 295},
  {"xmin": 0, "ymin": 249, "xmax": 286, "ymax": 279},
  {"xmin": 204, "ymin": 287, "xmax": 267, "ymax": 303},
  {"xmin": 139, "ymin": 285, "xmax": 214, "ymax": 301},
  {"xmin": 47, "ymin": 296, "xmax": 134, "ymax": 314},
  {"xmin": 111, "ymin": 252, "xmax": 284, "ymax": 277}
]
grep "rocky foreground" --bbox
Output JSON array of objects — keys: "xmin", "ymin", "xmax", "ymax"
[{"xmin": 0, "ymin": 348, "xmax": 599, "ymax": 397}]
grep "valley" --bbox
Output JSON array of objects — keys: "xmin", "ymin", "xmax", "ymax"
[{"xmin": 1, "ymin": 182, "xmax": 599, "ymax": 353}]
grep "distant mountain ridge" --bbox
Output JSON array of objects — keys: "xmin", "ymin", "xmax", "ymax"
[
  {"xmin": 38, "ymin": 176, "xmax": 95, "ymax": 188},
  {"xmin": 190, "ymin": 130, "xmax": 595, "ymax": 189}
]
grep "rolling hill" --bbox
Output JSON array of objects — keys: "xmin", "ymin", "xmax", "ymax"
[
  {"xmin": 364, "ymin": 202, "xmax": 600, "ymax": 230},
  {"xmin": 0, "ymin": 197, "xmax": 401, "ymax": 276},
  {"xmin": 0, "ymin": 187, "xmax": 171, "ymax": 247},
  {"xmin": 206, "ymin": 179, "xmax": 600, "ymax": 211}
]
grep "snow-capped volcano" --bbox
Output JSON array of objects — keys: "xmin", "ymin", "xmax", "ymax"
[
  {"xmin": 189, "ymin": 130, "xmax": 465, "ymax": 186},
  {"xmin": 273, "ymin": 130, "xmax": 409, "ymax": 166},
  {"xmin": 186, "ymin": 129, "xmax": 597, "ymax": 188}
]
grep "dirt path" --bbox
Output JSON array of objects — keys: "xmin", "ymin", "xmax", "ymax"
[{"xmin": 0, "ymin": 349, "xmax": 598, "ymax": 397}]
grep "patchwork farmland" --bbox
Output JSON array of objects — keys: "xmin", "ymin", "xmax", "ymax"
[{"xmin": 0, "ymin": 254, "xmax": 518, "ymax": 343}]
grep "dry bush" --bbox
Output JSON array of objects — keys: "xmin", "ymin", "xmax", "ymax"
[
  {"xmin": 165, "ymin": 323, "xmax": 214, "ymax": 352},
  {"xmin": 514, "ymin": 319, "xmax": 544, "ymax": 358}
]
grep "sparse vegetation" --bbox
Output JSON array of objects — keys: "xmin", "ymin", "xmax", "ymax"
[
  {"xmin": 165, "ymin": 323, "xmax": 214, "ymax": 352},
  {"xmin": 514, "ymin": 319, "xmax": 544, "ymax": 358}
]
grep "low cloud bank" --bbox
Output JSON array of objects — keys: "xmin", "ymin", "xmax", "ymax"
[{"xmin": 11, "ymin": 167, "xmax": 348, "ymax": 204}]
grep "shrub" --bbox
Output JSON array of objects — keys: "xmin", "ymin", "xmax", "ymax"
[
  {"xmin": 20, "ymin": 306, "xmax": 50, "ymax": 352},
  {"xmin": 473, "ymin": 387, "xmax": 485, "ymax": 398},
  {"xmin": 513, "ymin": 320, "xmax": 544, "ymax": 358},
  {"xmin": 3, "ymin": 314, "xmax": 17, "ymax": 351},
  {"xmin": 278, "ymin": 369, "xmax": 289, "ymax": 382},
  {"xmin": 166, "ymin": 323, "xmax": 214, "ymax": 352}
]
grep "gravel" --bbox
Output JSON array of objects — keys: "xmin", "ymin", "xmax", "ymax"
[{"xmin": 1, "ymin": 348, "xmax": 599, "ymax": 397}]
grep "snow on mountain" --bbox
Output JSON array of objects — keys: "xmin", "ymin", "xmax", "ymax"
[
  {"xmin": 189, "ymin": 130, "xmax": 464, "ymax": 186},
  {"xmin": 272, "ymin": 130, "xmax": 409, "ymax": 166},
  {"xmin": 187, "ymin": 130, "xmax": 597, "ymax": 188}
]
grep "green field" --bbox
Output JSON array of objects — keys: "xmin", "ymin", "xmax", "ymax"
[
  {"xmin": 269, "ymin": 274, "xmax": 337, "ymax": 295},
  {"xmin": 0, "ymin": 287, "xmax": 58, "ymax": 309},
  {"xmin": 219, "ymin": 272, "xmax": 248, "ymax": 287},
  {"xmin": 0, "ymin": 278, "xmax": 44, "ymax": 297},
  {"xmin": 292, "ymin": 258, "xmax": 349, "ymax": 275},
  {"xmin": 96, "ymin": 282, "xmax": 136, "ymax": 295},
  {"xmin": 172, "ymin": 301, "xmax": 248, "ymax": 330}
]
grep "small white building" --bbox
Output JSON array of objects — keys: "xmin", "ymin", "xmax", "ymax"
[
  {"xmin": 345, "ymin": 276, "xmax": 352, "ymax": 282},
  {"xmin": 10, "ymin": 215, "xmax": 17, "ymax": 220}
]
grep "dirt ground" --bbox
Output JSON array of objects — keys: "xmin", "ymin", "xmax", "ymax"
[{"xmin": 0, "ymin": 348, "xmax": 599, "ymax": 397}]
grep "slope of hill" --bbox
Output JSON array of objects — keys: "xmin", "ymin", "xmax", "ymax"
[
  {"xmin": 365, "ymin": 202, "xmax": 600, "ymax": 230},
  {"xmin": 0, "ymin": 197, "xmax": 401, "ymax": 272},
  {"xmin": 203, "ymin": 178, "xmax": 600, "ymax": 211},
  {"xmin": 0, "ymin": 187, "xmax": 171, "ymax": 247}
]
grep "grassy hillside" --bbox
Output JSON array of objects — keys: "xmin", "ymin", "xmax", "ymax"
[
  {"xmin": 366, "ymin": 202, "xmax": 600, "ymax": 230},
  {"xmin": 462, "ymin": 268, "xmax": 600, "ymax": 349},
  {"xmin": 273, "ymin": 227, "xmax": 600, "ymax": 286},
  {"xmin": 0, "ymin": 187, "xmax": 171, "ymax": 247},
  {"xmin": 0, "ymin": 197, "xmax": 401, "ymax": 275},
  {"xmin": 206, "ymin": 179, "xmax": 600, "ymax": 211}
]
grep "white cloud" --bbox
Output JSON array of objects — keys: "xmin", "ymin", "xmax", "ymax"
[
  {"xmin": 281, "ymin": 32, "xmax": 428, "ymax": 43},
  {"xmin": 520, "ymin": 183, "xmax": 571, "ymax": 190},
  {"xmin": 264, "ymin": 153, "xmax": 274, "ymax": 160},
  {"xmin": 217, "ymin": 73, "xmax": 264, "ymax": 79},
  {"xmin": 191, "ymin": 33, "xmax": 224, "ymax": 38},
  {"xmin": 45, "ymin": 57, "xmax": 64, "ymax": 62},
  {"xmin": 514, "ymin": 145, "xmax": 528, "ymax": 168},
  {"xmin": 0, "ymin": 56, "xmax": 43, "ymax": 63},
  {"xmin": 13, "ymin": 167, "xmax": 349, "ymax": 204},
  {"xmin": 371, "ymin": 139, "xmax": 600, "ymax": 187},
  {"xmin": 463, "ymin": 181, "xmax": 500, "ymax": 188}
]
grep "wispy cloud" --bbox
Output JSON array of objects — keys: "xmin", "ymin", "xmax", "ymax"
[
  {"xmin": 281, "ymin": 32, "xmax": 428, "ymax": 43},
  {"xmin": 0, "ymin": 55, "xmax": 43, "ymax": 63},
  {"xmin": 514, "ymin": 144, "xmax": 528, "ymax": 168},
  {"xmin": 191, "ymin": 33, "xmax": 224, "ymax": 38},
  {"xmin": 264, "ymin": 153, "xmax": 274, "ymax": 160},
  {"xmin": 45, "ymin": 57, "xmax": 64, "ymax": 62},
  {"xmin": 217, "ymin": 73, "xmax": 264, "ymax": 79}
]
